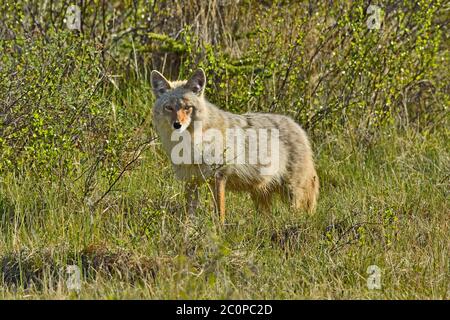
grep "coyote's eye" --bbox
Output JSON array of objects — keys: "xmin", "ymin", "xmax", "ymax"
[{"xmin": 184, "ymin": 105, "xmax": 193, "ymax": 111}]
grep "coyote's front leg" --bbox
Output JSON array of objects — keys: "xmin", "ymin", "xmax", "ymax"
[
  {"xmin": 185, "ymin": 181, "xmax": 199, "ymax": 216},
  {"xmin": 214, "ymin": 172, "xmax": 227, "ymax": 224}
]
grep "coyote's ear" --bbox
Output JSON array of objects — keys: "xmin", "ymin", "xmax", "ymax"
[
  {"xmin": 185, "ymin": 69, "xmax": 206, "ymax": 95},
  {"xmin": 151, "ymin": 70, "xmax": 171, "ymax": 98}
]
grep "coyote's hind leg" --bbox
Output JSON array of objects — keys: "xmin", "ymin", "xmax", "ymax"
[{"xmin": 213, "ymin": 172, "xmax": 227, "ymax": 224}]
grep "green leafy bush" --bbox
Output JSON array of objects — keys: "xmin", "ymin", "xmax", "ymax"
[
  {"xmin": 0, "ymin": 0, "xmax": 448, "ymax": 197},
  {"xmin": 0, "ymin": 31, "xmax": 109, "ymax": 177}
]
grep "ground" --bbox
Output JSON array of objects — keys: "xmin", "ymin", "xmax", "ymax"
[{"xmin": 1, "ymin": 126, "xmax": 448, "ymax": 299}]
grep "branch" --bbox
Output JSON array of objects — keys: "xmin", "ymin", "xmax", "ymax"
[{"xmin": 93, "ymin": 136, "xmax": 157, "ymax": 208}]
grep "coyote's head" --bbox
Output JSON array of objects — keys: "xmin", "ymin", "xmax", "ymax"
[{"xmin": 151, "ymin": 69, "xmax": 207, "ymax": 133}]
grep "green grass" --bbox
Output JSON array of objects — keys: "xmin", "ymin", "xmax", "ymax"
[
  {"xmin": 1, "ymin": 121, "xmax": 448, "ymax": 299},
  {"xmin": 1, "ymin": 0, "xmax": 448, "ymax": 300}
]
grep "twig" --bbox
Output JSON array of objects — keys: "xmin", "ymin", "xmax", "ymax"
[{"xmin": 93, "ymin": 136, "xmax": 157, "ymax": 207}]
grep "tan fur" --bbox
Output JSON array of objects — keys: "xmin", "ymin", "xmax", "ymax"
[{"xmin": 151, "ymin": 69, "xmax": 319, "ymax": 223}]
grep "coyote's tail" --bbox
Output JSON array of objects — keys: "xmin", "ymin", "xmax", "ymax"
[
  {"xmin": 305, "ymin": 173, "xmax": 319, "ymax": 213},
  {"xmin": 289, "ymin": 169, "xmax": 319, "ymax": 213}
]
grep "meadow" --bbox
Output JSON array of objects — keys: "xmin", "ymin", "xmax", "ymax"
[{"xmin": 0, "ymin": 1, "xmax": 448, "ymax": 299}]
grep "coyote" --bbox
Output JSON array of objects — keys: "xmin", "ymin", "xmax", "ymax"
[{"xmin": 151, "ymin": 69, "xmax": 319, "ymax": 224}]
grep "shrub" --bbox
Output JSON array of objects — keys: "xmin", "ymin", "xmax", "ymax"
[{"xmin": 0, "ymin": 0, "xmax": 447, "ymax": 191}]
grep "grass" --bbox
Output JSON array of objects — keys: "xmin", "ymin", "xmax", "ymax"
[
  {"xmin": 1, "ymin": 0, "xmax": 448, "ymax": 300},
  {"xmin": 0, "ymin": 109, "xmax": 448, "ymax": 299}
]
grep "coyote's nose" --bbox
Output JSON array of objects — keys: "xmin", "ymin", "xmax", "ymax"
[{"xmin": 173, "ymin": 121, "xmax": 182, "ymax": 129}]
